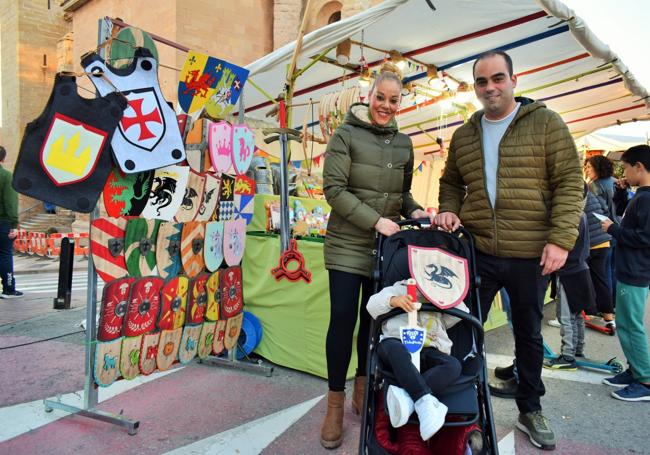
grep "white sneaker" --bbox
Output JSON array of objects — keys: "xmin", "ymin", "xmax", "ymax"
[
  {"xmin": 414, "ymin": 394, "xmax": 447, "ymax": 440},
  {"xmin": 547, "ymin": 319, "xmax": 561, "ymax": 328},
  {"xmin": 386, "ymin": 385, "xmax": 414, "ymax": 428}
]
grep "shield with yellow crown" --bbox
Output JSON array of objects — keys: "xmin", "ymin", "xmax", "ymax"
[{"xmin": 40, "ymin": 113, "xmax": 108, "ymax": 186}]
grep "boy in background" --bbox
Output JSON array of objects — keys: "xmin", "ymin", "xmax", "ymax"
[{"xmin": 600, "ymin": 145, "xmax": 650, "ymax": 402}]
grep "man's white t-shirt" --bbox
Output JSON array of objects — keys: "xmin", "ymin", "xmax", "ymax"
[{"xmin": 481, "ymin": 103, "xmax": 521, "ymax": 209}]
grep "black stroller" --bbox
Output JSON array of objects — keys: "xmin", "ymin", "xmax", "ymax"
[{"xmin": 358, "ymin": 220, "xmax": 498, "ymax": 454}]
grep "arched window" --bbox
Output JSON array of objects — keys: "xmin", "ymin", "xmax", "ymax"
[{"xmin": 308, "ymin": 1, "xmax": 343, "ymax": 32}]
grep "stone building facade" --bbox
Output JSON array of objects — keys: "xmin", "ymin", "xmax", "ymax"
[{"xmin": 0, "ymin": 0, "xmax": 378, "ymax": 215}]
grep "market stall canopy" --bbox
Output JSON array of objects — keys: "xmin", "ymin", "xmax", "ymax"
[
  {"xmin": 240, "ymin": 0, "xmax": 650, "ymax": 161},
  {"xmin": 575, "ymin": 130, "xmax": 650, "ymax": 153}
]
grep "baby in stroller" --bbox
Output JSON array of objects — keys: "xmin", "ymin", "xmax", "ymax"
[{"xmin": 367, "ymin": 279, "xmax": 469, "ymax": 441}]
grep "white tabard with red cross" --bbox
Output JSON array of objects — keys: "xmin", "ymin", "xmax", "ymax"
[{"xmin": 82, "ymin": 47, "xmax": 186, "ymax": 174}]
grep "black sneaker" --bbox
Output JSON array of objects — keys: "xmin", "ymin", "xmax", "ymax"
[
  {"xmin": 543, "ymin": 355, "xmax": 577, "ymax": 370},
  {"xmin": 1, "ymin": 290, "xmax": 23, "ymax": 299},
  {"xmin": 488, "ymin": 377, "xmax": 517, "ymax": 399},
  {"xmin": 575, "ymin": 351, "xmax": 585, "ymax": 358},
  {"xmin": 494, "ymin": 362, "xmax": 515, "ymax": 380},
  {"xmin": 516, "ymin": 410, "xmax": 557, "ymax": 450}
]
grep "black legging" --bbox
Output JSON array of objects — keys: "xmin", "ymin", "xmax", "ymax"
[
  {"xmin": 326, "ymin": 269, "xmax": 373, "ymax": 391},
  {"xmin": 377, "ymin": 338, "xmax": 461, "ymax": 401}
]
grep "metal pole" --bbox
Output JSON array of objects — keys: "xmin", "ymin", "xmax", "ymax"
[{"xmin": 278, "ymin": 133, "xmax": 290, "ymax": 252}]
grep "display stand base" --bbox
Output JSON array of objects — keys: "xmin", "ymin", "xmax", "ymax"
[
  {"xmin": 200, "ymin": 348, "xmax": 274, "ymax": 377},
  {"xmin": 43, "ymin": 398, "xmax": 139, "ymax": 435}
]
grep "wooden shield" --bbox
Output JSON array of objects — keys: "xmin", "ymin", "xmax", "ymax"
[
  {"xmin": 184, "ymin": 118, "xmax": 209, "ymax": 172},
  {"xmin": 203, "ymin": 59, "xmax": 249, "ymax": 120},
  {"xmin": 97, "ymin": 276, "xmax": 135, "ymax": 341},
  {"xmin": 233, "ymin": 175, "xmax": 256, "ymax": 225},
  {"xmin": 174, "ymin": 169, "xmax": 205, "ymax": 222},
  {"xmin": 224, "ymin": 312, "xmax": 244, "ymax": 351},
  {"xmin": 178, "ymin": 324, "xmax": 201, "ymax": 364},
  {"xmin": 123, "ymin": 276, "xmax": 164, "ymax": 337},
  {"xmin": 220, "ymin": 266, "xmax": 243, "ymax": 319},
  {"xmin": 139, "ymin": 332, "xmax": 160, "ymax": 375},
  {"xmin": 217, "ymin": 173, "xmax": 235, "ymax": 221},
  {"xmin": 208, "ymin": 121, "xmax": 233, "ymax": 174},
  {"xmin": 90, "ymin": 217, "xmax": 128, "ymax": 283},
  {"xmin": 178, "ymin": 51, "xmax": 220, "ymax": 115},
  {"xmin": 197, "ymin": 321, "xmax": 217, "ymax": 359},
  {"xmin": 109, "ymin": 27, "xmax": 159, "ymax": 68},
  {"xmin": 120, "ymin": 335, "xmax": 142, "ymax": 380},
  {"xmin": 177, "ymin": 114, "xmax": 189, "ymax": 138},
  {"xmin": 195, "ymin": 173, "xmax": 220, "ymax": 221},
  {"xmin": 408, "ymin": 245, "xmax": 470, "ymax": 310},
  {"xmin": 205, "ymin": 270, "xmax": 220, "ymax": 322},
  {"xmin": 141, "ymin": 165, "xmax": 190, "ymax": 221},
  {"xmin": 155, "ymin": 222, "xmax": 183, "ymax": 279},
  {"xmin": 223, "ymin": 218, "xmax": 246, "ymax": 266},
  {"xmin": 181, "ymin": 221, "xmax": 206, "ymax": 278},
  {"xmin": 158, "ymin": 276, "xmax": 189, "ymax": 330},
  {"xmin": 204, "ymin": 221, "xmax": 224, "ymax": 272},
  {"xmin": 125, "ymin": 219, "xmax": 161, "ymax": 277},
  {"xmin": 156, "ymin": 327, "xmax": 182, "ymax": 371},
  {"xmin": 94, "ymin": 338, "xmax": 122, "ymax": 387},
  {"xmin": 103, "ymin": 167, "xmax": 153, "ymax": 217},
  {"xmin": 212, "ymin": 320, "xmax": 227, "ymax": 355},
  {"xmin": 231, "ymin": 124, "xmax": 254, "ymax": 175},
  {"xmin": 187, "ymin": 273, "xmax": 209, "ymax": 325}
]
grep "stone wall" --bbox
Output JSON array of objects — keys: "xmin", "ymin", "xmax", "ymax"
[
  {"xmin": 67, "ymin": 0, "xmax": 273, "ymax": 103},
  {"xmin": 0, "ymin": 0, "xmax": 68, "ymax": 171}
]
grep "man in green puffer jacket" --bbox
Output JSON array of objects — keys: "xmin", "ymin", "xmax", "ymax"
[{"xmin": 436, "ymin": 51, "xmax": 583, "ymax": 451}]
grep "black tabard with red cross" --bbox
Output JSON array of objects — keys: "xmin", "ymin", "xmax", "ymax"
[{"xmin": 12, "ymin": 74, "xmax": 125, "ymax": 212}]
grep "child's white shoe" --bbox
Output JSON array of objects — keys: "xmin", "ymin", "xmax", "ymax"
[
  {"xmin": 386, "ymin": 385, "xmax": 414, "ymax": 428},
  {"xmin": 414, "ymin": 394, "xmax": 448, "ymax": 440}
]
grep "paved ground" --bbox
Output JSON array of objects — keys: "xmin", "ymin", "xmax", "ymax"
[{"xmin": 0, "ymin": 253, "xmax": 648, "ymax": 454}]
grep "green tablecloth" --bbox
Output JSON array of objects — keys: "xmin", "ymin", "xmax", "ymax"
[{"xmin": 242, "ymin": 233, "xmax": 357, "ymax": 379}]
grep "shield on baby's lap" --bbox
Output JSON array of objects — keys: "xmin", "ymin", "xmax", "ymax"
[{"xmin": 407, "ymin": 245, "xmax": 469, "ymax": 310}]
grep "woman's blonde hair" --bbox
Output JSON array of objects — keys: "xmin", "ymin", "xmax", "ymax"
[{"xmin": 370, "ymin": 61, "xmax": 403, "ymax": 94}]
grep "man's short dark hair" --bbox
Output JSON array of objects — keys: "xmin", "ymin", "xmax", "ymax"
[
  {"xmin": 621, "ymin": 144, "xmax": 650, "ymax": 171},
  {"xmin": 472, "ymin": 50, "xmax": 514, "ymax": 78},
  {"xmin": 0, "ymin": 146, "xmax": 6, "ymax": 162}
]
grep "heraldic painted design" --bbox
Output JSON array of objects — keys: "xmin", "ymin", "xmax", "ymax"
[
  {"xmin": 40, "ymin": 113, "xmax": 108, "ymax": 186},
  {"xmin": 82, "ymin": 47, "xmax": 185, "ymax": 173},
  {"xmin": 407, "ymin": 245, "xmax": 470, "ymax": 310},
  {"xmin": 178, "ymin": 50, "xmax": 249, "ymax": 117}
]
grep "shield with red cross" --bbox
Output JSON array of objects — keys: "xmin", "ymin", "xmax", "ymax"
[{"xmin": 118, "ymin": 88, "xmax": 165, "ymax": 152}]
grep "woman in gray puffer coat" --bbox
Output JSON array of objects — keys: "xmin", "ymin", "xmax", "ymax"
[{"xmin": 320, "ymin": 63, "xmax": 431, "ymax": 449}]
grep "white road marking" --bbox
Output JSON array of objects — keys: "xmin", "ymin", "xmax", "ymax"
[
  {"xmin": 498, "ymin": 430, "xmax": 516, "ymax": 454},
  {"xmin": 0, "ymin": 367, "xmax": 182, "ymax": 442},
  {"xmin": 163, "ymin": 395, "xmax": 324, "ymax": 455}
]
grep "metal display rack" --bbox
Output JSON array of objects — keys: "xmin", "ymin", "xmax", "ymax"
[{"xmin": 42, "ymin": 17, "xmax": 273, "ymax": 435}]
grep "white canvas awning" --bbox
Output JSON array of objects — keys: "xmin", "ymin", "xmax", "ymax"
[{"xmin": 240, "ymin": 0, "xmax": 650, "ymax": 160}]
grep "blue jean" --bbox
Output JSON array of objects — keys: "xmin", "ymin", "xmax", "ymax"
[{"xmin": 0, "ymin": 221, "xmax": 16, "ymax": 293}]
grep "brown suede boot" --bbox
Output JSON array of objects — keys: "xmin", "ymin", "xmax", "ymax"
[
  {"xmin": 320, "ymin": 391, "xmax": 345, "ymax": 449},
  {"xmin": 351, "ymin": 376, "xmax": 366, "ymax": 415}
]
